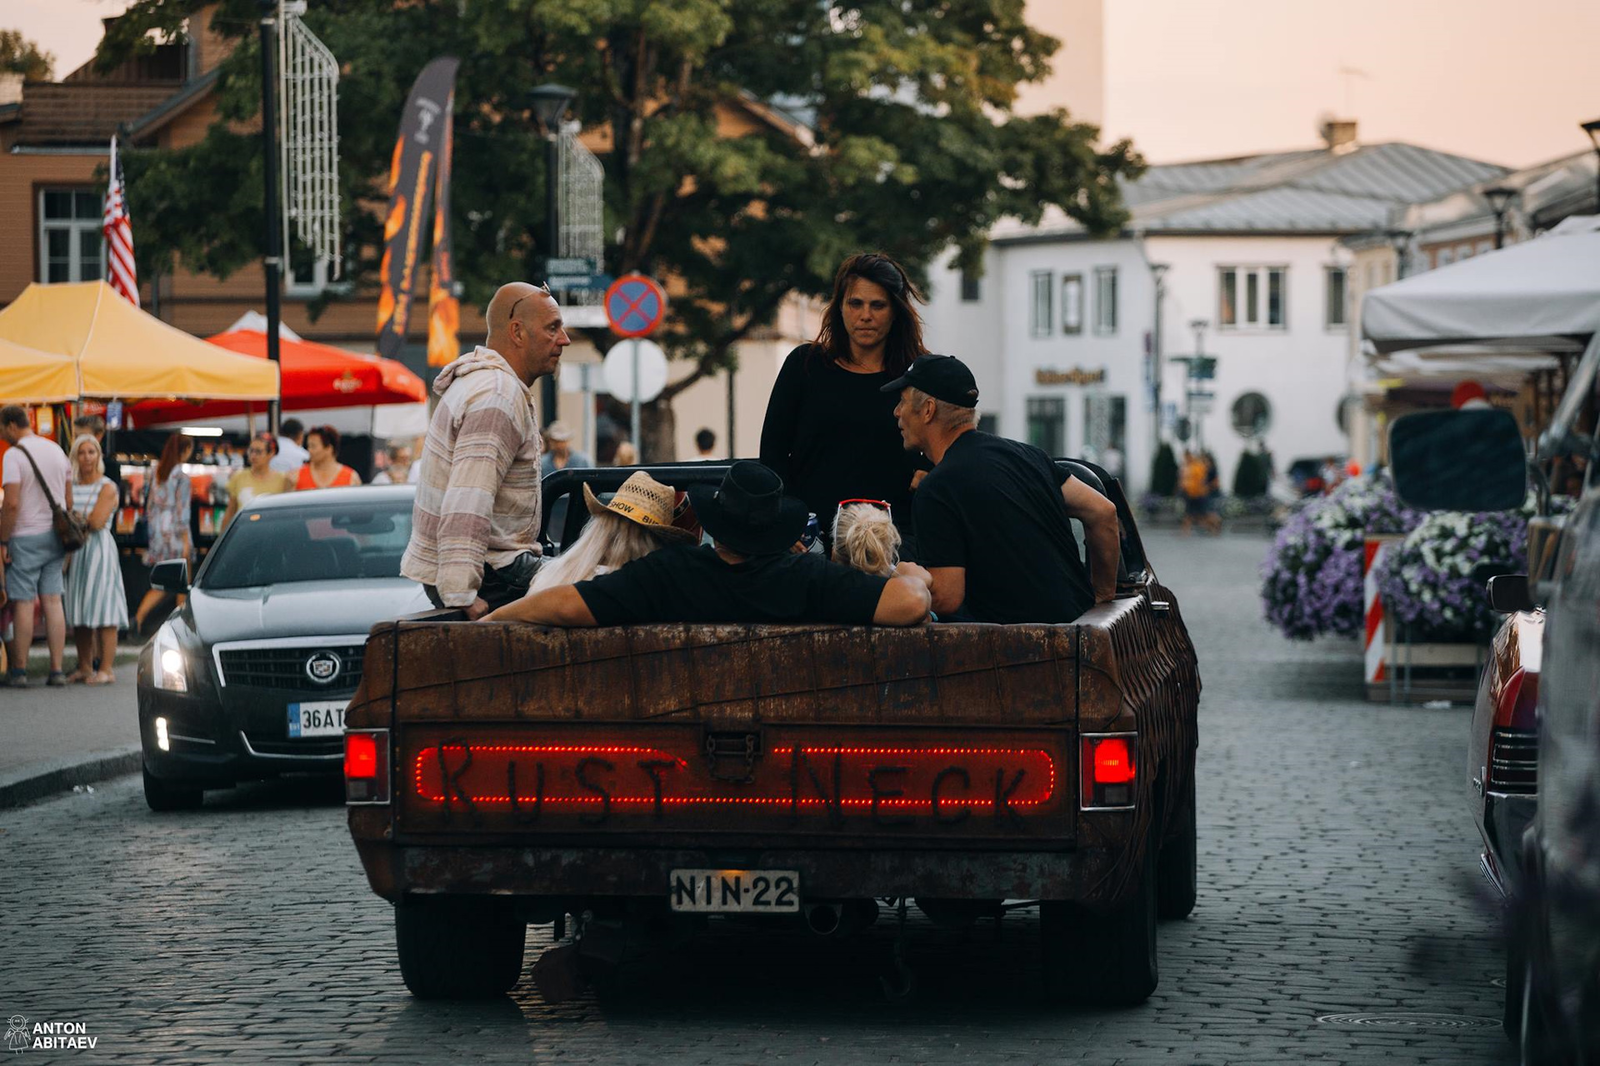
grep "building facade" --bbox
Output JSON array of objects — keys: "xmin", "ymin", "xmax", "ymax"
[{"xmin": 925, "ymin": 123, "xmax": 1507, "ymax": 493}]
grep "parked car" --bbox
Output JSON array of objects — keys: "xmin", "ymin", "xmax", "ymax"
[
  {"xmin": 1391, "ymin": 401, "xmax": 1599, "ymax": 1064},
  {"xmin": 137, "ymin": 486, "xmax": 429, "ymax": 810}
]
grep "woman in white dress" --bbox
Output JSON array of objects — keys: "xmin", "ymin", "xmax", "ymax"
[{"xmin": 63, "ymin": 434, "xmax": 128, "ymax": 684}]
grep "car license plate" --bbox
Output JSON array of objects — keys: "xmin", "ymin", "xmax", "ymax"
[
  {"xmin": 287, "ymin": 700, "xmax": 347, "ymax": 738},
  {"xmin": 669, "ymin": 869, "xmax": 801, "ymax": 913}
]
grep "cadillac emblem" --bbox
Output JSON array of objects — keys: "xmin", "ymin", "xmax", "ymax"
[{"xmin": 305, "ymin": 650, "xmax": 342, "ymax": 685}]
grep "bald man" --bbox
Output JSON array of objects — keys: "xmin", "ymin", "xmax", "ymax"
[{"xmin": 402, "ymin": 283, "xmax": 572, "ymax": 617}]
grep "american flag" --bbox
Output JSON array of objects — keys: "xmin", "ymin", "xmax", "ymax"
[{"xmin": 103, "ymin": 135, "xmax": 138, "ymax": 306}]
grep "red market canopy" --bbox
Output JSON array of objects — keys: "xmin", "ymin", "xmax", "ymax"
[{"xmin": 131, "ymin": 328, "xmax": 426, "ymax": 428}]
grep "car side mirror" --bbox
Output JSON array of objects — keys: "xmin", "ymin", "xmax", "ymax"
[
  {"xmin": 1487, "ymin": 574, "xmax": 1534, "ymax": 614},
  {"xmin": 1389, "ymin": 409, "xmax": 1527, "ymax": 512},
  {"xmin": 150, "ymin": 558, "xmax": 189, "ymax": 593}
]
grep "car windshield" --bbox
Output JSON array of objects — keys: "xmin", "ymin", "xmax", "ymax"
[{"xmin": 199, "ymin": 500, "xmax": 414, "ymax": 590}]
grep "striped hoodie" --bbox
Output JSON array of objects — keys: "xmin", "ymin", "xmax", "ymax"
[{"xmin": 401, "ymin": 346, "xmax": 543, "ymax": 606}]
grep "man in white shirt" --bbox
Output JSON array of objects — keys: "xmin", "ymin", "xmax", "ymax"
[
  {"xmin": 0, "ymin": 406, "xmax": 73, "ymax": 685},
  {"xmin": 270, "ymin": 418, "xmax": 310, "ymax": 475}
]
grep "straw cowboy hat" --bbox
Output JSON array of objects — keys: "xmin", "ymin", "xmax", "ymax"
[{"xmin": 582, "ymin": 471, "xmax": 701, "ymax": 542}]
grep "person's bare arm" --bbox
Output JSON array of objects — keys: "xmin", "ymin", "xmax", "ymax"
[
  {"xmin": 1061, "ymin": 478, "xmax": 1120, "ymax": 603},
  {"xmin": 481, "ymin": 585, "xmax": 596, "ymax": 626},
  {"xmin": 873, "ymin": 569, "xmax": 933, "ymax": 626},
  {"xmin": 87, "ymin": 482, "xmax": 116, "ymax": 531},
  {"xmin": 926, "ymin": 566, "xmax": 965, "ymax": 617},
  {"xmin": 0, "ymin": 488, "xmax": 18, "ymax": 546}
]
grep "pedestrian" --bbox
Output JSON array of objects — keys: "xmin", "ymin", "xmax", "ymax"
[
  {"xmin": 694, "ymin": 427, "xmax": 718, "ymax": 460},
  {"xmin": 526, "ymin": 471, "xmax": 698, "ymax": 593},
  {"xmin": 759, "ymin": 253, "xmax": 931, "ymax": 558},
  {"xmin": 1179, "ymin": 450, "xmax": 1209, "ymax": 536},
  {"xmin": 133, "ymin": 433, "xmax": 194, "ymax": 634},
  {"xmin": 1202, "ymin": 451, "xmax": 1223, "ymax": 534},
  {"xmin": 484, "ymin": 461, "xmax": 932, "ymax": 627},
  {"xmin": 62, "ymin": 434, "xmax": 127, "ymax": 684},
  {"xmin": 72, "ymin": 413, "xmax": 122, "ymax": 491},
  {"xmin": 370, "ymin": 443, "xmax": 414, "ymax": 485},
  {"xmin": 271, "ymin": 418, "xmax": 310, "ymax": 475},
  {"xmin": 402, "ymin": 282, "xmax": 569, "ymax": 617},
  {"xmin": 1100, "ymin": 442, "xmax": 1126, "ymax": 482},
  {"xmin": 0, "ymin": 405, "xmax": 73, "ymax": 686},
  {"xmin": 831, "ymin": 500, "xmax": 900, "ymax": 578},
  {"xmin": 610, "ymin": 440, "xmax": 638, "ymax": 467},
  {"xmin": 540, "ymin": 421, "xmax": 592, "ymax": 476},
  {"xmin": 295, "ymin": 425, "xmax": 362, "ymax": 489},
  {"xmin": 221, "ymin": 433, "xmax": 293, "ymax": 529},
  {"xmin": 887, "ymin": 356, "xmax": 1119, "ymax": 623}
]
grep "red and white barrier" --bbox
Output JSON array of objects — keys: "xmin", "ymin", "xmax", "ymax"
[{"xmin": 1364, "ymin": 535, "xmax": 1401, "ymax": 686}]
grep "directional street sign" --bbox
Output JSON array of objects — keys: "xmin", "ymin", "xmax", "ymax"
[
  {"xmin": 545, "ymin": 256, "xmax": 599, "ymax": 275},
  {"xmin": 604, "ymin": 274, "xmax": 668, "ymax": 338},
  {"xmin": 548, "ymin": 274, "xmax": 612, "ymax": 291}
]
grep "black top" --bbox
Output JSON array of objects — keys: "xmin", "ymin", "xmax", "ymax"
[
  {"xmin": 575, "ymin": 543, "xmax": 889, "ymax": 626},
  {"xmin": 913, "ymin": 431, "xmax": 1095, "ymax": 624},
  {"xmin": 759, "ymin": 345, "xmax": 926, "ymax": 544}
]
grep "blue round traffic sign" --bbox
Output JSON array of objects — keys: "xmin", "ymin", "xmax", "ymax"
[{"xmin": 604, "ymin": 274, "xmax": 668, "ymax": 338}]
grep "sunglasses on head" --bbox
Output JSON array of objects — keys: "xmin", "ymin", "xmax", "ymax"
[
  {"xmin": 506, "ymin": 282, "xmax": 553, "ymax": 323},
  {"xmin": 838, "ymin": 498, "xmax": 892, "ymax": 516}
]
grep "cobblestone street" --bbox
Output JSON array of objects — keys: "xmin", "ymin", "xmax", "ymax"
[{"xmin": 0, "ymin": 530, "xmax": 1516, "ymax": 1065}]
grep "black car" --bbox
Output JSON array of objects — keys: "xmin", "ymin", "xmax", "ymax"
[{"xmin": 137, "ymin": 485, "xmax": 429, "ymax": 810}]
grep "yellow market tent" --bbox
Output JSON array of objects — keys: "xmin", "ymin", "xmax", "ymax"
[
  {"xmin": 0, "ymin": 281, "xmax": 279, "ymax": 401},
  {"xmin": 0, "ymin": 336, "xmax": 79, "ymax": 404}
]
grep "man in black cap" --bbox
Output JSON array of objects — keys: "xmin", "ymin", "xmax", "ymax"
[
  {"xmin": 483, "ymin": 461, "xmax": 933, "ymax": 627},
  {"xmin": 884, "ymin": 355, "xmax": 1119, "ymax": 623}
]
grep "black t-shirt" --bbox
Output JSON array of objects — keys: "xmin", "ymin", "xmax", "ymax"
[
  {"xmin": 575, "ymin": 543, "xmax": 889, "ymax": 626},
  {"xmin": 758, "ymin": 345, "xmax": 927, "ymax": 545},
  {"xmin": 913, "ymin": 431, "xmax": 1095, "ymax": 624}
]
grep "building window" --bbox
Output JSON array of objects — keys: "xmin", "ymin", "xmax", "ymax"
[
  {"xmin": 976, "ymin": 413, "xmax": 998, "ymax": 435},
  {"xmin": 1218, "ymin": 266, "xmax": 1287, "ymax": 330},
  {"xmin": 1324, "ymin": 266, "xmax": 1347, "ymax": 328},
  {"xmin": 1061, "ymin": 274, "xmax": 1083, "ymax": 334},
  {"xmin": 1093, "ymin": 267, "xmax": 1117, "ymax": 334},
  {"xmin": 959, "ymin": 269, "xmax": 980, "ymax": 303},
  {"xmin": 1476, "ymin": 239, "xmax": 1494, "ymax": 255},
  {"xmin": 1083, "ymin": 393, "xmax": 1127, "ymax": 463},
  {"xmin": 39, "ymin": 189, "xmax": 104, "ymax": 284},
  {"xmin": 1026, "ymin": 397, "xmax": 1065, "ymax": 456},
  {"xmin": 1030, "ymin": 271, "xmax": 1053, "ymax": 338},
  {"xmin": 1436, "ymin": 247, "xmax": 1454, "ymax": 268},
  {"xmin": 286, "ymin": 240, "xmax": 330, "ymax": 297}
]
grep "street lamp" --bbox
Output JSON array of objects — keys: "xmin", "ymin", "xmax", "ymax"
[
  {"xmin": 1384, "ymin": 229, "xmax": 1412, "ymax": 280},
  {"xmin": 528, "ymin": 84, "xmax": 578, "ymax": 424},
  {"xmin": 1582, "ymin": 118, "xmax": 1600, "ymax": 216},
  {"xmin": 1148, "ymin": 263, "xmax": 1169, "ymax": 457},
  {"xmin": 1482, "ymin": 185, "xmax": 1517, "ymax": 250}
]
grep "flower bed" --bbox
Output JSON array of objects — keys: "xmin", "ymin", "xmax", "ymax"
[{"xmin": 1260, "ymin": 474, "xmax": 1420, "ymax": 641}]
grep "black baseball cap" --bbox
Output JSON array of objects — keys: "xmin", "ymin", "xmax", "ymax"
[{"xmin": 879, "ymin": 355, "xmax": 980, "ymax": 408}]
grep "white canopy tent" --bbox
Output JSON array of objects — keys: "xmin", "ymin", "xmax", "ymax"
[{"xmin": 1361, "ymin": 217, "xmax": 1600, "ymax": 454}]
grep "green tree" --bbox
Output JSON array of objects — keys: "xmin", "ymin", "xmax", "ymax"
[
  {"xmin": 0, "ymin": 30, "xmax": 55, "ymax": 81},
  {"xmin": 1232, "ymin": 448, "xmax": 1268, "ymax": 498},
  {"xmin": 1150, "ymin": 442, "xmax": 1178, "ymax": 497},
  {"xmin": 101, "ymin": 0, "xmax": 1142, "ymax": 456}
]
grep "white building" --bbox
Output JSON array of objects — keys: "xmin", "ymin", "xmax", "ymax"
[{"xmin": 925, "ymin": 122, "xmax": 1506, "ymax": 493}]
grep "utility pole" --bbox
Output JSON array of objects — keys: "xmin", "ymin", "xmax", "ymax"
[{"xmin": 259, "ymin": 0, "xmax": 283, "ymax": 435}]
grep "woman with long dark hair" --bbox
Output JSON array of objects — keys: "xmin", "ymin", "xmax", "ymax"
[
  {"xmin": 759, "ymin": 252, "xmax": 930, "ymax": 550},
  {"xmin": 133, "ymin": 433, "xmax": 194, "ymax": 632}
]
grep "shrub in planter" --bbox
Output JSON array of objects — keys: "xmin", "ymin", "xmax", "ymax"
[
  {"xmin": 1232, "ymin": 450, "xmax": 1270, "ymax": 498},
  {"xmin": 1150, "ymin": 443, "xmax": 1178, "ymax": 498},
  {"xmin": 1260, "ymin": 473, "xmax": 1420, "ymax": 641}
]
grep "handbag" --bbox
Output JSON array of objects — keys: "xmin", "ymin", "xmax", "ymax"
[{"xmin": 14, "ymin": 441, "xmax": 90, "ymax": 554}]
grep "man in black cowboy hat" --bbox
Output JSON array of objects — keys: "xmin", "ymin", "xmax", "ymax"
[
  {"xmin": 484, "ymin": 461, "xmax": 933, "ymax": 627},
  {"xmin": 886, "ymin": 355, "xmax": 1119, "ymax": 623}
]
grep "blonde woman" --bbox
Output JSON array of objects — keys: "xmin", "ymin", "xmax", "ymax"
[
  {"xmin": 528, "ymin": 471, "xmax": 699, "ymax": 593},
  {"xmin": 831, "ymin": 500, "xmax": 901, "ymax": 577},
  {"xmin": 63, "ymin": 434, "xmax": 128, "ymax": 683}
]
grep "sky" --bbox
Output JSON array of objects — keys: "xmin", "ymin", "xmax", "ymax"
[{"xmin": 9, "ymin": 0, "xmax": 1600, "ymax": 169}]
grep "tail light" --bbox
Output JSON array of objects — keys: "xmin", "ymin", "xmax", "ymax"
[
  {"xmin": 1493, "ymin": 667, "xmax": 1539, "ymax": 731},
  {"xmin": 1081, "ymin": 733, "xmax": 1137, "ymax": 810},
  {"xmin": 345, "ymin": 729, "xmax": 391, "ymax": 805},
  {"xmin": 1486, "ymin": 667, "xmax": 1538, "ymax": 795}
]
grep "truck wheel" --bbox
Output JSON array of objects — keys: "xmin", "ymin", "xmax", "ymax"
[
  {"xmin": 395, "ymin": 897, "xmax": 526, "ymax": 999},
  {"xmin": 1156, "ymin": 770, "xmax": 1197, "ymax": 920},
  {"xmin": 143, "ymin": 767, "xmax": 203, "ymax": 812},
  {"xmin": 1041, "ymin": 838, "xmax": 1158, "ymax": 1006}
]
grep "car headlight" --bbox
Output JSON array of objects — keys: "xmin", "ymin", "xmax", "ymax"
[{"xmin": 152, "ymin": 624, "xmax": 189, "ymax": 694}]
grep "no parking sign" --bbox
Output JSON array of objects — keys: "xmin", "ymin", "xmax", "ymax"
[{"xmin": 604, "ymin": 275, "xmax": 667, "ymax": 337}]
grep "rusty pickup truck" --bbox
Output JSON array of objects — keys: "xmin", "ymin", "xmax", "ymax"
[{"xmin": 344, "ymin": 461, "xmax": 1199, "ymax": 1005}]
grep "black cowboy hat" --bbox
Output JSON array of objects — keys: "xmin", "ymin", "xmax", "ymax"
[{"xmin": 687, "ymin": 461, "xmax": 809, "ymax": 556}]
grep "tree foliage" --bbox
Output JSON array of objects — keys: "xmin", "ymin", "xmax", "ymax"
[
  {"xmin": 0, "ymin": 29, "xmax": 54, "ymax": 81},
  {"xmin": 102, "ymin": 0, "xmax": 1142, "ymax": 429}
]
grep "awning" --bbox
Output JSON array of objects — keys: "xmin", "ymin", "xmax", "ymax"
[
  {"xmin": 1361, "ymin": 217, "xmax": 1600, "ymax": 355},
  {"xmin": 0, "ymin": 337, "xmax": 80, "ymax": 404},
  {"xmin": 0, "ymin": 281, "xmax": 280, "ymax": 401},
  {"xmin": 129, "ymin": 327, "xmax": 427, "ymax": 428}
]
